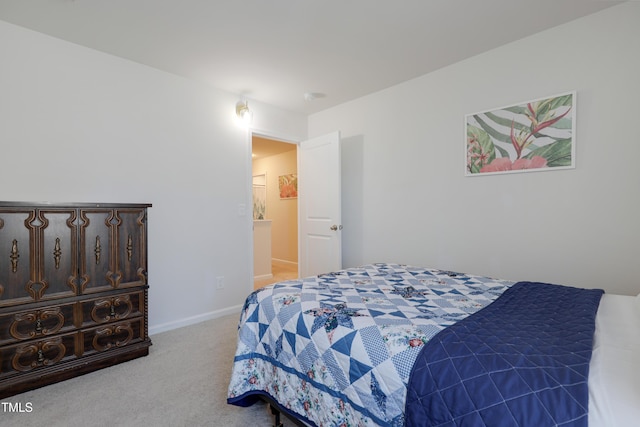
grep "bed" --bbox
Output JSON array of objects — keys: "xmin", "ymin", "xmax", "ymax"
[{"xmin": 227, "ymin": 263, "xmax": 640, "ymax": 426}]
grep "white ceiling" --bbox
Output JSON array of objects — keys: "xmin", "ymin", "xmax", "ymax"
[
  {"xmin": 252, "ymin": 135, "xmax": 296, "ymax": 160},
  {"xmin": 0, "ymin": 0, "xmax": 623, "ymax": 115}
]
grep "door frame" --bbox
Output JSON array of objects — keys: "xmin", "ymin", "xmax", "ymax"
[{"xmin": 246, "ymin": 129, "xmax": 300, "ymax": 294}]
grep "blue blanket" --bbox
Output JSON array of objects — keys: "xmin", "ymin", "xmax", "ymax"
[{"xmin": 405, "ymin": 281, "xmax": 603, "ymax": 427}]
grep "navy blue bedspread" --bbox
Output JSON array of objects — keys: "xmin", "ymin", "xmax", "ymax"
[{"xmin": 405, "ymin": 281, "xmax": 603, "ymax": 427}]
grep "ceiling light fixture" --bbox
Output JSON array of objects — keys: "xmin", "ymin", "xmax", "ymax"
[{"xmin": 304, "ymin": 92, "xmax": 326, "ymax": 101}]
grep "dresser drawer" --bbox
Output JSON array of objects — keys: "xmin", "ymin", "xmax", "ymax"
[
  {"xmin": 0, "ymin": 332, "xmax": 78, "ymax": 379},
  {"xmin": 78, "ymin": 291, "xmax": 145, "ymax": 327},
  {"xmin": 80, "ymin": 318, "xmax": 145, "ymax": 357},
  {"xmin": 0, "ymin": 303, "xmax": 76, "ymax": 346}
]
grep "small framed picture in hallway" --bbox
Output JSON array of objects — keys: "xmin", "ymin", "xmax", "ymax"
[{"xmin": 279, "ymin": 173, "xmax": 298, "ymax": 199}]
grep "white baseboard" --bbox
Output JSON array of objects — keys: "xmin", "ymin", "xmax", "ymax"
[
  {"xmin": 149, "ymin": 304, "xmax": 243, "ymax": 336},
  {"xmin": 272, "ymin": 258, "xmax": 298, "ymax": 268},
  {"xmin": 254, "ymin": 273, "xmax": 273, "ymax": 280}
]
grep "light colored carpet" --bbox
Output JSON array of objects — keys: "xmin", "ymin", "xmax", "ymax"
[{"xmin": 1, "ymin": 314, "xmax": 298, "ymax": 427}]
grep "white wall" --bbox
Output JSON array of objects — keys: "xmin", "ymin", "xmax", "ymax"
[
  {"xmin": 309, "ymin": 3, "xmax": 640, "ymax": 296},
  {"xmin": 0, "ymin": 20, "xmax": 307, "ymax": 334}
]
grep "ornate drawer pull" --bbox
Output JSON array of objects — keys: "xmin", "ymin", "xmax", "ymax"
[
  {"xmin": 126, "ymin": 234, "xmax": 133, "ymax": 261},
  {"xmin": 91, "ymin": 295, "xmax": 133, "ymax": 323},
  {"xmin": 13, "ymin": 339, "xmax": 66, "ymax": 372},
  {"xmin": 95, "ymin": 235, "xmax": 101, "ymax": 264},
  {"xmin": 10, "ymin": 308, "xmax": 65, "ymax": 340},
  {"xmin": 93, "ymin": 323, "xmax": 133, "ymax": 352},
  {"xmin": 10, "ymin": 239, "xmax": 19, "ymax": 273},
  {"xmin": 53, "ymin": 237, "xmax": 62, "ymax": 269}
]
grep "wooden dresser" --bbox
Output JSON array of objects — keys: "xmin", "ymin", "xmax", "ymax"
[{"xmin": 0, "ymin": 202, "xmax": 151, "ymax": 398}]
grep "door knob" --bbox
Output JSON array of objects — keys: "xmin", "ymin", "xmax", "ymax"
[{"xmin": 330, "ymin": 225, "xmax": 342, "ymax": 231}]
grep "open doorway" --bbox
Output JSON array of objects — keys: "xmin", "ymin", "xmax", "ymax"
[{"xmin": 252, "ymin": 135, "xmax": 299, "ymax": 289}]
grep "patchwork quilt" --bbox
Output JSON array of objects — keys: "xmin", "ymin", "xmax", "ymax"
[
  {"xmin": 405, "ymin": 281, "xmax": 604, "ymax": 427},
  {"xmin": 227, "ymin": 263, "xmax": 514, "ymax": 426}
]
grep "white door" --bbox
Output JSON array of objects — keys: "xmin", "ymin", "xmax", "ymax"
[{"xmin": 298, "ymin": 131, "xmax": 342, "ymax": 277}]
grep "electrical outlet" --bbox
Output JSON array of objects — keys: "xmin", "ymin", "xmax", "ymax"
[{"xmin": 216, "ymin": 276, "xmax": 224, "ymax": 289}]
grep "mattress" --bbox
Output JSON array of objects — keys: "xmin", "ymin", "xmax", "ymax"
[{"xmin": 588, "ymin": 293, "xmax": 640, "ymax": 427}]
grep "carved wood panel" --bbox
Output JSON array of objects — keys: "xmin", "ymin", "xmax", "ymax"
[
  {"xmin": 78, "ymin": 209, "xmax": 114, "ymax": 293},
  {"xmin": 0, "ymin": 210, "xmax": 37, "ymax": 306},
  {"xmin": 37, "ymin": 209, "xmax": 78, "ymax": 300},
  {"xmin": 79, "ymin": 208, "xmax": 147, "ymax": 293},
  {"xmin": 113, "ymin": 208, "xmax": 148, "ymax": 289}
]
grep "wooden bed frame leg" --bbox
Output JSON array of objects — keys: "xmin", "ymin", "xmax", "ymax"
[{"xmin": 270, "ymin": 404, "xmax": 284, "ymax": 427}]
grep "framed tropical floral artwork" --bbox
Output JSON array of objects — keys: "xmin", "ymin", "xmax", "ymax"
[
  {"xmin": 465, "ymin": 91, "xmax": 576, "ymax": 176},
  {"xmin": 278, "ymin": 173, "xmax": 298, "ymax": 199}
]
